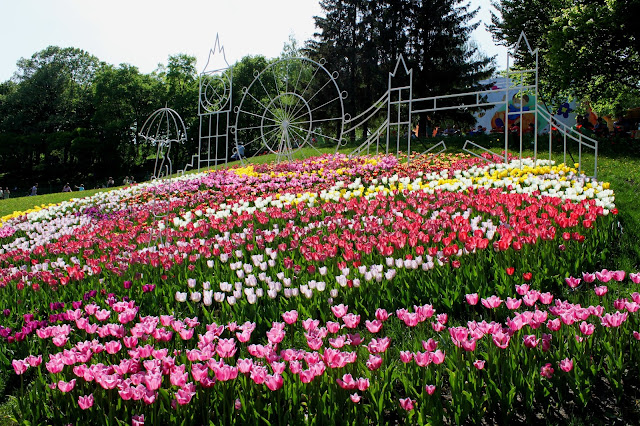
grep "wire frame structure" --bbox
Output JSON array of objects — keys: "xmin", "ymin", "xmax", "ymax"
[
  {"xmin": 139, "ymin": 107, "xmax": 188, "ymax": 179},
  {"xmin": 234, "ymin": 57, "xmax": 345, "ymax": 163},
  {"xmin": 193, "ymin": 32, "xmax": 598, "ymax": 178}
]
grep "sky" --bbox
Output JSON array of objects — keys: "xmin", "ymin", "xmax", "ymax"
[{"xmin": 0, "ymin": 0, "xmax": 509, "ymax": 83}]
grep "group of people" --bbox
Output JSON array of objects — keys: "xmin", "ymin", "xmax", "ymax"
[{"xmin": 0, "ymin": 187, "xmax": 10, "ymax": 199}]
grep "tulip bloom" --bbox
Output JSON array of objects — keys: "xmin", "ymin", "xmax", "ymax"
[
  {"xmin": 399, "ymin": 398, "xmax": 415, "ymax": 411},
  {"xmin": 540, "ymin": 363, "xmax": 554, "ymax": 379},
  {"xmin": 559, "ymin": 358, "xmax": 574, "ymax": 372},
  {"xmin": 78, "ymin": 394, "xmax": 94, "ymax": 410}
]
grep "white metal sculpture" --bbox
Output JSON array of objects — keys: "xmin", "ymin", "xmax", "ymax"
[
  {"xmin": 234, "ymin": 57, "xmax": 345, "ymax": 162},
  {"xmin": 192, "ymin": 32, "xmax": 598, "ymax": 178},
  {"xmin": 139, "ymin": 107, "xmax": 188, "ymax": 179}
]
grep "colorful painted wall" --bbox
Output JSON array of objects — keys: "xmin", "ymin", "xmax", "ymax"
[{"xmin": 474, "ymin": 77, "xmax": 578, "ymax": 133}]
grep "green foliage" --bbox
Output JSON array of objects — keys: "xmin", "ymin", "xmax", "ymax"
[
  {"xmin": 307, "ymin": 0, "xmax": 495, "ymax": 137},
  {"xmin": 0, "ymin": 47, "xmax": 201, "ymax": 191},
  {"xmin": 490, "ymin": 0, "xmax": 640, "ymax": 116}
]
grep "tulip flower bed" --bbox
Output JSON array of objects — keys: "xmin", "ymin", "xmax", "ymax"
[{"xmin": 0, "ymin": 152, "xmax": 633, "ymax": 424}]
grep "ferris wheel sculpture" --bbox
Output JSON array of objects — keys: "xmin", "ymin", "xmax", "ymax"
[{"xmin": 233, "ymin": 57, "xmax": 346, "ymax": 162}]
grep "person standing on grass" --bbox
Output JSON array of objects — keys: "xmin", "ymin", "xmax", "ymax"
[
  {"xmin": 30, "ymin": 183, "xmax": 38, "ymax": 196},
  {"xmin": 3, "ymin": 187, "xmax": 9, "ymax": 199},
  {"xmin": 62, "ymin": 183, "xmax": 72, "ymax": 192}
]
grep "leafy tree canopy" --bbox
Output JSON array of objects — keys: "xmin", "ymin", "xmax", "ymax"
[{"xmin": 490, "ymin": 0, "xmax": 640, "ymax": 117}]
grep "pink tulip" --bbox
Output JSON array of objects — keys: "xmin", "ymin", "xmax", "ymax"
[
  {"xmin": 132, "ymin": 414, "xmax": 145, "ymax": 426},
  {"xmin": 331, "ymin": 304, "xmax": 349, "ymax": 319},
  {"xmin": 402, "ymin": 312, "xmax": 420, "ymax": 327},
  {"xmin": 630, "ymin": 272, "xmax": 640, "ymax": 284},
  {"xmin": 541, "ymin": 334, "xmax": 552, "ymax": 352},
  {"xmin": 540, "ymin": 363, "xmax": 554, "ymax": 379},
  {"xmin": 473, "ymin": 360, "xmax": 486, "ymax": 370},
  {"xmin": 422, "ymin": 338, "xmax": 438, "ymax": 352},
  {"xmin": 216, "ymin": 338, "xmax": 237, "ymax": 358},
  {"xmin": 432, "ymin": 321, "xmax": 446, "ymax": 332},
  {"xmin": 565, "ymin": 277, "xmax": 581, "ymax": 288},
  {"xmin": 612, "ymin": 270, "xmax": 626, "ymax": 281},
  {"xmin": 399, "ymin": 397, "xmax": 415, "ymax": 411},
  {"xmin": 300, "ymin": 369, "xmax": 315, "ymax": 383},
  {"xmin": 539, "ymin": 292, "xmax": 554, "ymax": 304},
  {"xmin": 492, "ymin": 330, "xmax": 511, "ymax": 349},
  {"xmin": 78, "ymin": 394, "xmax": 94, "ymax": 410},
  {"xmin": 302, "ymin": 318, "xmax": 320, "ymax": 331},
  {"xmin": 365, "ymin": 319, "xmax": 383, "ymax": 333},
  {"xmin": 594, "ymin": 286, "xmax": 608, "ymax": 296},
  {"xmin": 523, "ymin": 335, "xmax": 539, "ymax": 348},
  {"xmin": 601, "ymin": 311, "xmax": 628, "ymax": 327},
  {"xmin": 282, "ymin": 310, "xmax": 298, "ymax": 324},
  {"xmin": 614, "ymin": 298, "xmax": 627, "ymax": 310},
  {"xmin": 367, "ymin": 337, "xmax": 391, "ymax": 354},
  {"xmin": 595, "ymin": 269, "xmax": 612, "ymax": 283},
  {"xmin": 337, "ymin": 374, "xmax": 357, "ymax": 390},
  {"xmin": 235, "ymin": 399, "xmax": 242, "ymax": 410},
  {"xmin": 57, "ymin": 379, "xmax": 76, "ymax": 393},
  {"xmin": 633, "ymin": 331, "xmax": 640, "ymax": 341},
  {"xmin": 357, "ymin": 378, "xmax": 370, "ymax": 391},
  {"xmin": 481, "ymin": 295, "xmax": 502, "ymax": 309},
  {"xmin": 546, "ymin": 318, "xmax": 561, "ymax": 331},
  {"xmin": 350, "ymin": 393, "xmax": 361, "ymax": 403},
  {"xmin": 326, "ymin": 321, "xmax": 340, "ymax": 333},
  {"xmin": 105, "ymin": 340, "xmax": 122, "ymax": 354},
  {"xmin": 431, "ymin": 350, "xmax": 445, "ymax": 364},
  {"xmin": 414, "ymin": 351, "xmax": 431, "ymax": 367},
  {"xmin": 626, "ymin": 302, "xmax": 640, "ymax": 313},
  {"xmin": 559, "ymin": 358, "xmax": 573, "ymax": 372},
  {"xmin": 506, "ymin": 297, "xmax": 522, "ymax": 310},
  {"xmin": 582, "ymin": 272, "xmax": 596, "ymax": 283},
  {"xmin": 266, "ymin": 325, "xmax": 286, "ymax": 345},
  {"xmin": 515, "ymin": 284, "xmax": 530, "ymax": 295},
  {"xmin": 342, "ymin": 313, "xmax": 361, "ymax": 328},
  {"xmin": 465, "ymin": 293, "xmax": 479, "ymax": 305},
  {"xmin": 425, "ymin": 384, "xmax": 436, "ymax": 395},
  {"xmin": 375, "ymin": 308, "xmax": 390, "ymax": 321},
  {"xmin": 366, "ymin": 354, "xmax": 383, "ymax": 371},
  {"xmin": 265, "ymin": 374, "xmax": 284, "ymax": 391},
  {"xmin": 579, "ymin": 321, "xmax": 595, "ymax": 336},
  {"xmin": 12, "ymin": 359, "xmax": 28, "ymax": 375}
]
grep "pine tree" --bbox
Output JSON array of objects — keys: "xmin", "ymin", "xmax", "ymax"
[{"xmin": 308, "ymin": 0, "xmax": 495, "ymax": 137}]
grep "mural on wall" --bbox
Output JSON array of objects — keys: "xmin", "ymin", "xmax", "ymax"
[{"xmin": 473, "ymin": 77, "xmax": 577, "ymax": 133}]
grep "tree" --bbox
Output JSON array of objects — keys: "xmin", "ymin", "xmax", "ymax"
[
  {"xmin": 490, "ymin": 0, "xmax": 640, "ymax": 117},
  {"xmin": 0, "ymin": 46, "xmax": 102, "ymax": 185},
  {"xmin": 407, "ymin": 0, "xmax": 495, "ymax": 135},
  {"xmin": 92, "ymin": 63, "xmax": 163, "ymax": 176},
  {"xmin": 160, "ymin": 54, "xmax": 199, "ymax": 168},
  {"xmin": 308, "ymin": 0, "xmax": 495, "ymax": 138}
]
